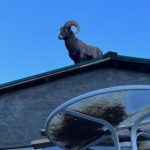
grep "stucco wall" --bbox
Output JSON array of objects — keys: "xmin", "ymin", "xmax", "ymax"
[{"xmin": 0, "ymin": 67, "xmax": 150, "ymax": 148}]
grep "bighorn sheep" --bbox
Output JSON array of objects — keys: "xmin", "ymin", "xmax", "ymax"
[{"xmin": 58, "ymin": 20, "xmax": 103, "ymax": 64}]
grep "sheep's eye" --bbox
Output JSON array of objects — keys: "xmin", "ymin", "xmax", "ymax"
[{"xmin": 65, "ymin": 28, "xmax": 68, "ymax": 32}]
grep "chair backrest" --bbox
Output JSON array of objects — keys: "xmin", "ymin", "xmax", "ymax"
[{"xmin": 45, "ymin": 85, "xmax": 150, "ymax": 150}]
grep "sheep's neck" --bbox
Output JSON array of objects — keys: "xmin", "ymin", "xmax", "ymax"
[{"xmin": 65, "ymin": 35, "xmax": 78, "ymax": 53}]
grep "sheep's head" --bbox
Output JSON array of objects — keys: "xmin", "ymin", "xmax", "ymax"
[{"xmin": 58, "ymin": 20, "xmax": 80, "ymax": 40}]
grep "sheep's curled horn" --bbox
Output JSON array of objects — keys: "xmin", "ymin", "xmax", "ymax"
[{"xmin": 64, "ymin": 20, "xmax": 80, "ymax": 34}]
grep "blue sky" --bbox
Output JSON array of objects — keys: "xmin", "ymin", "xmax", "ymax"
[{"xmin": 0, "ymin": 0, "xmax": 150, "ymax": 84}]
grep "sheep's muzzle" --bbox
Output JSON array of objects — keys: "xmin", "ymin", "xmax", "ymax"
[{"xmin": 58, "ymin": 35, "xmax": 63, "ymax": 40}]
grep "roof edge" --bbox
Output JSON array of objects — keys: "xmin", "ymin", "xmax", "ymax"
[
  {"xmin": 1, "ymin": 52, "xmax": 150, "ymax": 93},
  {"xmin": 0, "ymin": 56, "xmax": 110, "ymax": 92}
]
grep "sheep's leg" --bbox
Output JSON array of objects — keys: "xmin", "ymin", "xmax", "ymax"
[{"xmin": 73, "ymin": 57, "xmax": 82, "ymax": 64}]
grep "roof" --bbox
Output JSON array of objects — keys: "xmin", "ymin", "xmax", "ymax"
[{"xmin": 1, "ymin": 51, "xmax": 150, "ymax": 94}]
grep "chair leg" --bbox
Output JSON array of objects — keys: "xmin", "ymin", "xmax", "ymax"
[{"xmin": 131, "ymin": 111, "xmax": 150, "ymax": 150}]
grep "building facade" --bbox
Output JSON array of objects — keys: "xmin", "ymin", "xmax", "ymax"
[{"xmin": 1, "ymin": 52, "xmax": 150, "ymax": 148}]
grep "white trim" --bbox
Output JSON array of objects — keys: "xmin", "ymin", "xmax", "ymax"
[{"xmin": 0, "ymin": 58, "xmax": 110, "ymax": 90}]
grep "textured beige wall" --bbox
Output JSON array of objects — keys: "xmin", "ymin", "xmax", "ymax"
[{"xmin": 0, "ymin": 67, "xmax": 150, "ymax": 148}]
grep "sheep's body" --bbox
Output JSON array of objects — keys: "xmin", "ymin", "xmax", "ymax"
[
  {"xmin": 65, "ymin": 36, "xmax": 103, "ymax": 63},
  {"xmin": 58, "ymin": 20, "xmax": 103, "ymax": 64}
]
